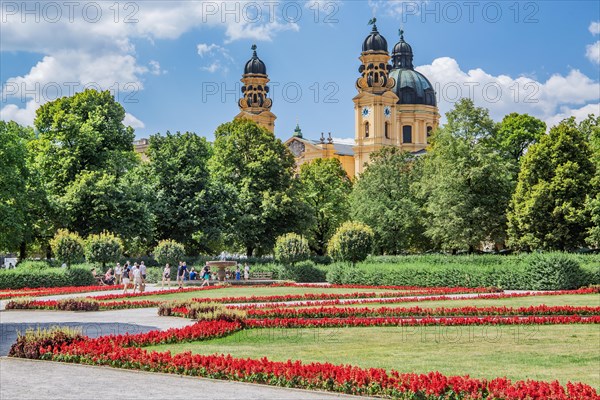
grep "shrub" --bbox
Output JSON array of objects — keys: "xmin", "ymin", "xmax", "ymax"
[
  {"xmin": 274, "ymin": 233, "xmax": 310, "ymax": 266},
  {"xmin": 9, "ymin": 327, "xmax": 83, "ymax": 359},
  {"xmin": 50, "ymin": 229, "xmax": 85, "ymax": 267},
  {"xmin": 282, "ymin": 261, "xmax": 327, "ymax": 283},
  {"xmin": 0, "ymin": 265, "xmax": 94, "ymax": 289},
  {"xmin": 16, "ymin": 261, "xmax": 51, "ymax": 271},
  {"xmin": 328, "ymin": 222, "xmax": 374, "ymax": 266},
  {"xmin": 524, "ymin": 253, "xmax": 585, "ymax": 290},
  {"xmin": 85, "ymin": 231, "xmax": 123, "ymax": 269},
  {"xmin": 154, "ymin": 240, "xmax": 185, "ymax": 269},
  {"xmin": 56, "ymin": 297, "xmax": 99, "ymax": 311}
]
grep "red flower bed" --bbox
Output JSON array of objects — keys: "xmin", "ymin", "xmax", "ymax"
[
  {"xmin": 245, "ymin": 315, "xmax": 600, "ymax": 329},
  {"xmin": 245, "ymin": 305, "xmax": 600, "ymax": 319},
  {"xmin": 0, "ymin": 285, "xmax": 116, "ymax": 300},
  {"xmin": 12, "ymin": 319, "xmax": 596, "ymax": 399},
  {"xmin": 232, "ymin": 288, "xmax": 600, "ymax": 309},
  {"xmin": 5, "ymin": 299, "xmax": 160, "ymax": 311},
  {"xmin": 90, "ymin": 286, "xmax": 223, "ymax": 301}
]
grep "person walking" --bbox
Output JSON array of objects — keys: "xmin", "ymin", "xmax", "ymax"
[
  {"xmin": 177, "ymin": 261, "xmax": 187, "ymax": 289},
  {"xmin": 201, "ymin": 264, "xmax": 210, "ymax": 287},
  {"xmin": 132, "ymin": 264, "xmax": 144, "ymax": 294},
  {"xmin": 161, "ymin": 263, "xmax": 171, "ymax": 288},
  {"xmin": 122, "ymin": 263, "xmax": 132, "ymax": 294},
  {"xmin": 115, "ymin": 263, "xmax": 122, "ymax": 285},
  {"xmin": 140, "ymin": 261, "xmax": 147, "ymax": 281},
  {"xmin": 244, "ymin": 263, "xmax": 250, "ymax": 280}
]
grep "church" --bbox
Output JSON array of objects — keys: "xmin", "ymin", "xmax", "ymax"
[{"xmin": 235, "ymin": 21, "xmax": 440, "ymax": 177}]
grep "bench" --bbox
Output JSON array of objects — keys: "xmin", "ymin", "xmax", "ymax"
[{"xmin": 250, "ymin": 271, "xmax": 273, "ymax": 280}]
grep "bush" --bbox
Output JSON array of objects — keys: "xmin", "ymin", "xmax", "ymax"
[
  {"xmin": 274, "ymin": 233, "xmax": 310, "ymax": 266},
  {"xmin": 15, "ymin": 261, "xmax": 51, "ymax": 271},
  {"xmin": 50, "ymin": 229, "xmax": 85, "ymax": 267},
  {"xmin": 9, "ymin": 327, "xmax": 83, "ymax": 359},
  {"xmin": 281, "ymin": 261, "xmax": 327, "ymax": 283},
  {"xmin": 328, "ymin": 222, "xmax": 374, "ymax": 266},
  {"xmin": 56, "ymin": 297, "xmax": 100, "ymax": 311},
  {"xmin": 0, "ymin": 265, "xmax": 94, "ymax": 289},
  {"xmin": 154, "ymin": 240, "xmax": 185, "ymax": 268},
  {"xmin": 524, "ymin": 253, "xmax": 585, "ymax": 290},
  {"xmin": 324, "ymin": 252, "xmax": 596, "ymax": 289},
  {"xmin": 85, "ymin": 231, "xmax": 123, "ymax": 269}
]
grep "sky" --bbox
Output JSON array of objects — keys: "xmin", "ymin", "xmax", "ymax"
[{"xmin": 1, "ymin": 1, "xmax": 599, "ymax": 144}]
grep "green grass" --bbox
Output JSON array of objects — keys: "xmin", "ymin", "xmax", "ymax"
[
  {"xmin": 124, "ymin": 286, "xmax": 409, "ymax": 302},
  {"xmin": 146, "ymin": 324, "xmax": 600, "ymax": 389},
  {"xmin": 334, "ymin": 294, "xmax": 600, "ymax": 309}
]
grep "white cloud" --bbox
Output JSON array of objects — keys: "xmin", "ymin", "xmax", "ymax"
[
  {"xmin": 368, "ymin": 0, "xmax": 426, "ymax": 17},
  {"xmin": 1, "ymin": 1, "xmax": 298, "ymax": 126},
  {"xmin": 123, "ymin": 113, "xmax": 145, "ymax": 129},
  {"xmin": 590, "ymin": 21, "xmax": 600, "ymax": 35},
  {"xmin": 416, "ymin": 57, "xmax": 600, "ymax": 128},
  {"xmin": 202, "ymin": 62, "xmax": 224, "ymax": 74},
  {"xmin": 197, "ymin": 43, "xmax": 221, "ymax": 57},
  {"xmin": 545, "ymin": 103, "xmax": 600, "ymax": 128},
  {"xmin": 332, "ymin": 137, "xmax": 356, "ymax": 146},
  {"xmin": 586, "ymin": 41, "xmax": 600, "ymax": 64}
]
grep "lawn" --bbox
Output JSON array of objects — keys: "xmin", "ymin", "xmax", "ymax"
[
  {"xmin": 120, "ymin": 286, "xmax": 412, "ymax": 302},
  {"xmin": 333, "ymin": 294, "xmax": 600, "ymax": 309},
  {"xmin": 146, "ymin": 324, "xmax": 600, "ymax": 389}
]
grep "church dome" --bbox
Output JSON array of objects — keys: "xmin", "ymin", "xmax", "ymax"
[
  {"xmin": 389, "ymin": 68, "xmax": 437, "ymax": 106},
  {"xmin": 244, "ymin": 44, "xmax": 267, "ymax": 75},
  {"xmin": 362, "ymin": 22, "xmax": 388, "ymax": 53},
  {"xmin": 389, "ymin": 30, "xmax": 436, "ymax": 106}
]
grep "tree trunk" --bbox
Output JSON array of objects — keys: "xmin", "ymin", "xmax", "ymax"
[
  {"xmin": 19, "ymin": 242, "xmax": 27, "ymax": 260},
  {"xmin": 46, "ymin": 245, "xmax": 52, "ymax": 260},
  {"xmin": 246, "ymin": 246, "xmax": 253, "ymax": 257}
]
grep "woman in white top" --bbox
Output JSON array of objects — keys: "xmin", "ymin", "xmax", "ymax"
[
  {"xmin": 115, "ymin": 263, "xmax": 122, "ymax": 285},
  {"xmin": 161, "ymin": 264, "xmax": 171, "ymax": 288},
  {"xmin": 244, "ymin": 263, "xmax": 250, "ymax": 280}
]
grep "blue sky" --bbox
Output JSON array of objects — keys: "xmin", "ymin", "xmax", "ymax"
[{"xmin": 1, "ymin": 1, "xmax": 599, "ymax": 143}]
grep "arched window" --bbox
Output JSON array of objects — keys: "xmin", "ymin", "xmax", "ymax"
[
  {"xmin": 402, "ymin": 125, "xmax": 412, "ymax": 143},
  {"xmin": 365, "ymin": 122, "xmax": 370, "ymax": 138},
  {"xmin": 384, "ymin": 122, "xmax": 389, "ymax": 139}
]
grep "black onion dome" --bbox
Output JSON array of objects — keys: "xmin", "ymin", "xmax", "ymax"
[
  {"xmin": 389, "ymin": 30, "xmax": 436, "ymax": 106},
  {"xmin": 244, "ymin": 44, "xmax": 267, "ymax": 75},
  {"xmin": 392, "ymin": 30, "xmax": 414, "ymax": 69},
  {"xmin": 362, "ymin": 22, "xmax": 388, "ymax": 53}
]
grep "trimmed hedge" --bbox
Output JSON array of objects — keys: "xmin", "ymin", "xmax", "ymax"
[
  {"xmin": 326, "ymin": 253, "xmax": 600, "ymax": 290},
  {"xmin": 0, "ymin": 265, "xmax": 95, "ymax": 289}
]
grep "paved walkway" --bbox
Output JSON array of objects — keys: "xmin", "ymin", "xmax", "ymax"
[{"xmin": 0, "ymin": 358, "xmax": 372, "ymax": 400}]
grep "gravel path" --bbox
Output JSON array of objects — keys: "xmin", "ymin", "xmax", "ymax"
[{"xmin": 0, "ymin": 357, "xmax": 373, "ymax": 400}]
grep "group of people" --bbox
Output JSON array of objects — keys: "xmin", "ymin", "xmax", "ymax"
[
  {"xmin": 161, "ymin": 262, "xmax": 251, "ymax": 289},
  {"xmin": 92, "ymin": 260, "xmax": 253, "ymax": 292}
]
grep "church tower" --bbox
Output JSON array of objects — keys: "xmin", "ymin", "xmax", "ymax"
[
  {"xmin": 235, "ymin": 45, "xmax": 276, "ymax": 132},
  {"xmin": 388, "ymin": 30, "xmax": 439, "ymax": 153},
  {"xmin": 353, "ymin": 20, "xmax": 400, "ymax": 175}
]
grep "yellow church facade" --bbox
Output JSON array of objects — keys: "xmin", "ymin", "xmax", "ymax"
[{"xmin": 235, "ymin": 22, "xmax": 440, "ymax": 177}]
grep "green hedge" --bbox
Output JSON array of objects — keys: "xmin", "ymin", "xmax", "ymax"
[
  {"xmin": 326, "ymin": 253, "xmax": 600, "ymax": 290},
  {"xmin": 0, "ymin": 265, "xmax": 95, "ymax": 289}
]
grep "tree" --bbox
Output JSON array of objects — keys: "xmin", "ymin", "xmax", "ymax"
[
  {"xmin": 298, "ymin": 158, "xmax": 352, "ymax": 255},
  {"xmin": 210, "ymin": 119, "xmax": 308, "ymax": 256},
  {"xmin": 147, "ymin": 131, "xmax": 218, "ymax": 254},
  {"xmin": 85, "ymin": 232, "xmax": 123, "ymax": 269},
  {"xmin": 507, "ymin": 118, "xmax": 596, "ymax": 250},
  {"xmin": 0, "ymin": 121, "xmax": 29, "ymax": 252},
  {"xmin": 495, "ymin": 113, "xmax": 546, "ymax": 163},
  {"xmin": 328, "ymin": 221, "xmax": 374, "ymax": 266},
  {"xmin": 33, "ymin": 89, "xmax": 136, "ymax": 194},
  {"xmin": 274, "ymin": 233, "xmax": 310, "ymax": 266},
  {"xmin": 60, "ymin": 168, "xmax": 154, "ymax": 244},
  {"xmin": 350, "ymin": 147, "xmax": 429, "ymax": 254},
  {"xmin": 50, "ymin": 229, "xmax": 85, "ymax": 267},
  {"xmin": 418, "ymin": 99, "xmax": 513, "ymax": 252},
  {"xmin": 582, "ymin": 115, "xmax": 600, "ymax": 247},
  {"xmin": 153, "ymin": 240, "xmax": 186, "ymax": 268}
]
